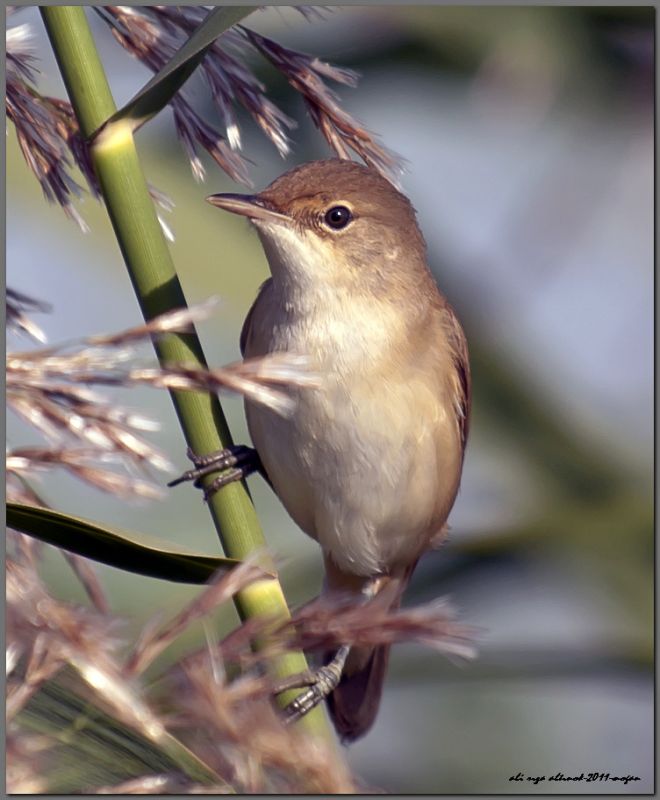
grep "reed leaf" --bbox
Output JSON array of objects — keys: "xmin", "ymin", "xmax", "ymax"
[
  {"xmin": 7, "ymin": 502, "xmax": 256, "ymax": 585},
  {"xmin": 94, "ymin": 6, "xmax": 254, "ymax": 140}
]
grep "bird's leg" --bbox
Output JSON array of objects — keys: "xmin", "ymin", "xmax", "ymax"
[
  {"xmin": 277, "ymin": 644, "xmax": 351, "ymax": 726},
  {"xmin": 167, "ymin": 445, "xmax": 262, "ymax": 501},
  {"xmin": 276, "ymin": 577, "xmax": 381, "ymax": 725}
]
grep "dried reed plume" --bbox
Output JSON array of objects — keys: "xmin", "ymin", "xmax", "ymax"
[
  {"xmin": 6, "ymin": 12, "xmax": 172, "ymax": 232},
  {"xmin": 6, "ymin": 287, "xmax": 51, "ymax": 344},
  {"xmin": 7, "ymin": 520, "xmax": 359, "ymax": 792},
  {"xmin": 6, "ymin": 18, "xmax": 95, "ymax": 230},
  {"xmin": 94, "ymin": 6, "xmax": 402, "ymax": 183},
  {"xmin": 7, "ymin": 293, "xmax": 318, "ymax": 503},
  {"xmin": 240, "ymin": 26, "xmax": 402, "ymax": 179}
]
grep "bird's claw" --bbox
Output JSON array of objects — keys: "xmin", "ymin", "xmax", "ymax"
[
  {"xmin": 275, "ymin": 644, "xmax": 351, "ymax": 725},
  {"xmin": 167, "ymin": 444, "xmax": 261, "ymax": 500}
]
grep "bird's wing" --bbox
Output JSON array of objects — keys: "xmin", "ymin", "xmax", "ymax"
[
  {"xmin": 239, "ymin": 278, "xmax": 276, "ymax": 489},
  {"xmin": 443, "ymin": 302, "xmax": 471, "ymax": 453},
  {"xmin": 240, "ymin": 277, "xmax": 274, "ymax": 358}
]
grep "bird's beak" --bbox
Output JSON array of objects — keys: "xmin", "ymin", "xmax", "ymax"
[{"xmin": 206, "ymin": 193, "xmax": 289, "ymax": 224}]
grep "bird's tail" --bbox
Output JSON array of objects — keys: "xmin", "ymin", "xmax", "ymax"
[{"xmin": 325, "ymin": 632, "xmax": 394, "ymax": 743}]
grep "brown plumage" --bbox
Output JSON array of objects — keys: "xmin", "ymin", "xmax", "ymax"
[{"xmin": 214, "ymin": 159, "xmax": 470, "ymax": 741}]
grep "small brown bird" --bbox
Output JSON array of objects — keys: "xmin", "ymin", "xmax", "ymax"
[{"xmin": 182, "ymin": 159, "xmax": 470, "ymax": 741}]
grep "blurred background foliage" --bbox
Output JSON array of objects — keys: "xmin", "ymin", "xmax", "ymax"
[{"xmin": 6, "ymin": 5, "xmax": 653, "ymax": 793}]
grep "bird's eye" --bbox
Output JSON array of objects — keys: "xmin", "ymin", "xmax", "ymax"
[{"xmin": 324, "ymin": 205, "xmax": 352, "ymax": 230}]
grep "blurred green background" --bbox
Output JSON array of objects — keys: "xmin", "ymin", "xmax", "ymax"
[{"xmin": 7, "ymin": 6, "xmax": 653, "ymax": 793}]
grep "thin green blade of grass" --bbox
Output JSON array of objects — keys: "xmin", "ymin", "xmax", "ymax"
[
  {"xmin": 93, "ymin": 6, "xmax": 254, "ymax": 140},
  {"xmin": 7, "ymin": 502, "xmax": 259, "ymax": 585},
  {"xmin": 17, "ymin": 678, "xmax": 229, "ymax": 791}
]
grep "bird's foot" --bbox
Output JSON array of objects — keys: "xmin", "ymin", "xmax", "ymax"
[
  {"xmin": 167, "ymin": 445, "xmax": 261, "ymax": 501},
  {"xmin": 274, "ymin": 644, "xmax": 351, "ymax": 725}
]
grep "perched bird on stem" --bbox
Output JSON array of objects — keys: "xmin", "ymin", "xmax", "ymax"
[{"xmin": 172, "ymin": 159, "xmax": 470, "ymax": 741}]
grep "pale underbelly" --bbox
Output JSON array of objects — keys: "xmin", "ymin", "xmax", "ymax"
[{"xmin": 245, "ymin": 375, "xmax": 461, "ymax": 577}]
